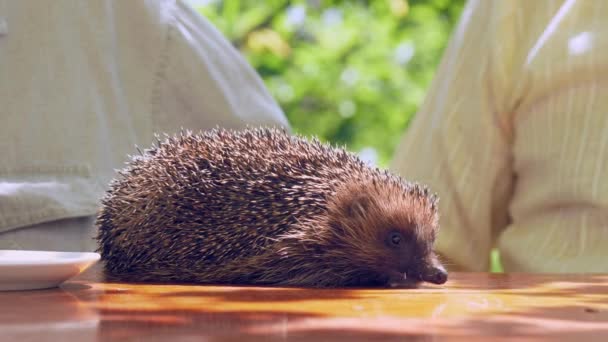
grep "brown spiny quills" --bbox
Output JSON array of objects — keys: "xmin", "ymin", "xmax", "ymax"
[{"xmin": 96, "ymin": 127, "xmax": 447, "ymax": 288}]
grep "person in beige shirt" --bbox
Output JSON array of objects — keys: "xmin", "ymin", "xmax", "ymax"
[
  {"xmin": 392, "ymin": 0, "xmax": 608, "ymax": 273},
  {"xmin": 0, "ymin": 1, "xmax": 288, "ymax": 251}
]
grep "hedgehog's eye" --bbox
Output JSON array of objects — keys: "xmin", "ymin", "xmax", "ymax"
[{"xmin": 389, "ymin": 232, "xmax": 402, "ymax": 247}]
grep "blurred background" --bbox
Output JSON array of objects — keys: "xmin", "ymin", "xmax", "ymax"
[{"xmin": 188, "ymin": 0, "xmax": 465, "ymax": 167}]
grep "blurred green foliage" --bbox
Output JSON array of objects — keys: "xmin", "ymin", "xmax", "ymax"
[{"xmin": 192, "ymin": 0, "xmax": 465, "ymax": 166}]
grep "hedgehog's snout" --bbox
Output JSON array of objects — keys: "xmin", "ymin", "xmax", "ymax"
[
  {"xmin": 420, "ymin": 265, "xmax": 448, "ymax": 284},
  {"xmin": 386, "ymin": 257, "xmax": 448, "ymax": 286}
]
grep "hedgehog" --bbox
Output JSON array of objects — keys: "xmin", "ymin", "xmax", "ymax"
[{"xmin": 96, "ymin": 127, "xmax": 447, "ymax": 288}]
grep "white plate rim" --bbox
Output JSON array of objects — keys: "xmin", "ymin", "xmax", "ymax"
[{"xmin": 0, "ymin": 250, "xmax": 101, "ymax": 267}]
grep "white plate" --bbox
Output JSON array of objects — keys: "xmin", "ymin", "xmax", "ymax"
[{"xmin": 0, "ymin": 250, "xmax": 100, "ymax": 291}]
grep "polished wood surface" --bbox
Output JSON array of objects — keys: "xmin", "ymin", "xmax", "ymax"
[{"xmin": 1, "ymin": 264, "xmax": 607, "ymax": 341}]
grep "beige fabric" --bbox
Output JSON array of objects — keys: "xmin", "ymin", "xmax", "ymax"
[
  {"xmin": 391, "ymin": 0, "xmax": 608, "ymax": 273},
  {"xmin": 0, "ymin": 1, "xmax": 288, "ymax": 235},
  {"xmin": 0, "ymin": 216, "xmax": 97, "ymax": 252}
]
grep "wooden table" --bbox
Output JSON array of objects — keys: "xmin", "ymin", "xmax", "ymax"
[{"xmin": 1, "ymin": 264, "xmax": 607, "ymax": 341}]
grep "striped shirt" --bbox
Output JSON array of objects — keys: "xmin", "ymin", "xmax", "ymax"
[{"xmin": 391, "ymin": 0, "xmax": 608, "ymax": 273}]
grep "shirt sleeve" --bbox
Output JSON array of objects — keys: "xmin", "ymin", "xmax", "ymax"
[
  {"xmin": 151, "ymin": 0, "xmax": 290, "ymax": 134},
  {"xmin": 494, "ymin": 0, "xmax": 608, "ymax": 273}
]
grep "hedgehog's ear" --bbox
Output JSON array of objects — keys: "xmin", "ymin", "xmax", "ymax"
[{"xmin": 347, "ymin": 195, "xmax": 371, "ymax": 219}]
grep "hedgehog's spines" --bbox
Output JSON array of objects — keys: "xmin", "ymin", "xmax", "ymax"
[
  {"xmin": 153, "ymin": 133, "xmax": 162, "ymax": 148},
  {"xmin": 97, "ymin": 126, "xmax": 440, "ymax": 287},
  {"xmin": 134, "ymin": 145, "xmax": 144, "ymax": 156}
]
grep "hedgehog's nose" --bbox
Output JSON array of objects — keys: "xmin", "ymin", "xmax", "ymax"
[{"xmin": 421, "ymin": 266, "xmax": 448, "ymax": 285}]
